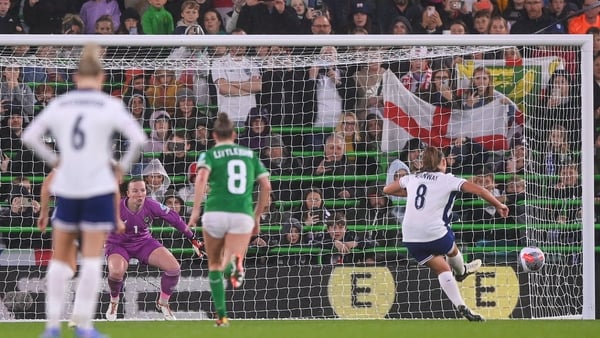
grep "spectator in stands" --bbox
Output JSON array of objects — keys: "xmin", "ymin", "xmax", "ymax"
[
  {"xmin": 174, "ymin": 0, "xmax": 200, "ymax": 34},
  {"xmin": 189, "ymin": 116, "xmax": 214, "ymax": 152},
  {"xmin": 399, "ymin": 138, "xmax": 424, "ymax": 173},
  {"xmin": 223, "ymin": 0, "xmax": 245, "ymax": 33},
  {"xmin": 495, "ymin": 139, "xmax": 531, "ymax": 175},
  {"xmin": 472, "ymin": 10, "xmax": 491, "ymax": 34},
  {"xmin": 163, "ymin": 188, "xmax": 186, "ymax": 218},
  {"xmin": 0, "ymin": 65, "xmax": 35, "ymax": 118},
  {"xmin": 123, "ymin": 75, "xmax": 152, "ymax": 129},
  {"xmin": 165, "ymin": 0, "xmax": 213, "ymax": 24},
  {"xmin": 0, "ymin": 0, "xmax": 22, "ymax": 34},
  {"xmin": 388, "ymin": 15, "xmax": 413, "ymax": 34},
  {"xmin": 538, "ymin": 124, "xmax": 575, "ymax": 176},
  {"xmin": 418, "ymin": 67, "xmax": 457, "ymax": 108},
  {"xmin": 202, "ymin": 8, "xmax": 227, "ymax": 34},
  {"xmin": 23, "ymin": 0, "xmax": 71, "ymax": 34},
  {"xmin": 363, "ymin": 112, "xmax": 383, "ymax": 152},
  {"xmin": 95, "ymin": 14, "xmax": 116, "ymax": 34},
  {"xmin": 237, "ymin": 0, "xmax": 301, "ymax": 34},
  {"xmin": 237, "ymin": 106, "xmax": 272, "ymax": 153},
  {"xmin": 385, "ymin": 158, "xmax": 409, "ymax": 223},
  {"xmin": 354, "ymin": 186, "xmax": 399, "ymax": 247},
  {"xmin": 400, "ymin": 47, "xmax": 432, "ymax": 94},
  {"xmin": 117, "ymin": 7, "xmax": 144, "ymax": 34},
  {"xmin": 354, "ymin": 55, "xmax": 384, "ymax": 119},
  {"xmin": 308, "ymin": 133, "xmax": 357, "ymax": 200},
  {"xmin": 146, "ymin": 68, "xmax": 181, "ymax": 113},
  {"xmin": 548, "ymin": 162, "xmax": 581, "ymax": 222},
  {"xmin": 377, "ymin": 1, "xmax": 420, "ymax": 35},
  {"xmin": 568, "ymin": 0, "xmax": 600, "ymax": 34},
  {"xmin": 161, "ymin": 130, "xmax": 196, "ymax": 190},
  {"xmin": 142, "ymin": 158, "xmax": 173, "ymax": 202},
  {"xmin": 346, "ymin": 1, "xmax": 380, "ymax": 34},
  {"xmin": 173, "ymin": 88, "xmax": 202, "ymax": 130},
  {"xmin": 488, "ymin": 15, "xmax": 509, "ymax": 34},
  {"xmin": 61, "ymin": 13, "xmax": 85, "ymax": 34},
  {"xmin": 212, "ymin": 29, "xmax": 261, "ymax": 126},
  {"xmin": 295, "ymin": 187, "xmax": 331, "ymax": 228},
  {"xmin": 510, "ymin": 0, "xmax": 565, "ymax": 34},
  {"xmin": 144, "ymin": 109, "xmax": 172, "ymax": 153},
  {"xmin": 142, "ymin": 0, "xmax": 174, "ymax": 34},
  {"xmin": 503, "ymin": 0, "xmax": 526, "ymax": 26},
  {"xmin": 334, "ymin": 112, "xmax": 378, "ymax": 175},
  {"xmin": 271, "ymin": 217, "xmax": 312, "ymax": 265},
  {"xmin": 448, "ymin": 20, "xmax": 468, "ymax": 34},
  {"xmin": 311, "ymin": 14, "xmax": 333, "ymax": 34},
  {"xmin": 33, "ymin": 84, "xmax": 56, "ymax": 113},
  {"xmin": 529, "ymin": 69, "xmax": 580, "ymax": 146},
  {"xmin": 445, "ymin": 137, "xmax": 488, "ymax": 175},
  {"xmin": 548, "ymin": 0, "xmax": 577, "ymax": 23},
  {"xmin": 290, "ymin": 0, "xmax": 314, "ymax": 33},
  {"xmin": 503, "ymin": 175, "xmax": 527, "ymax": 224},
  {"xmin": 177, "ymin": 162, "xmax": 197, "ymax": 214},
  {"xmin": 258, "ymin": 46, "xmax": 311, "ymax": 129},
  {"xmin": 305, "ymin": 46, "xmax": 357, "ymax": 149},
  {"xmin": 260, "ymin": 134, "xmax": 303, "ymax": 202},
  {"xmin": 80, "ymin": 0, "xmax": 121, "ymax": 34},
  {"xmin": 21, "ymin": 46, "xmax": 69, "ymax": 88},
  {"xmin": 588, "ymin": 27, "xmax": 600, "ymax": 56},
  {"xmin": 461, "ymin": 66, "xmax": 494, "ymax": 109},
  {"xmin": 413, "ymin": 5, "xmax": 443, "ymax": 34},
  {"xmin": 314, "ymin": 212, "xmax": 377, "ymax": 265},
  {"xmin": 0, "ymin": 184, "xmax": 43, "ymax": 249},
  {"xmin": 0, "ymin": 105, "xmax": 27, "ymax": 152}
]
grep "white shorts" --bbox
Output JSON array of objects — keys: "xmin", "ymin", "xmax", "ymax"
[{"xmin": 201, "ymin": 212, "xmax": 254, "ymax": 239}]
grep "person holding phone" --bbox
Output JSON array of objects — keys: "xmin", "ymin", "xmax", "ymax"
[
  {"xmin": 462, "ymin": 66, "xmax": 495, "ymax": 109},
  {"xmin": 414, "ymin": 5, "xmax": 443, "ymax": 34}
]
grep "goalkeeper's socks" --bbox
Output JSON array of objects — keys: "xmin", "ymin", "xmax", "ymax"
[
  {"xmin": 438, "ymin": 271, "xmax": 465, "ymax": 307},
  {"xmin": 447, "ymin": 251, "xmax": 466, "ymax": 276},
  {"xmin": 107, "ymin": 276, "xmax": 123, "ymax": 299},
  {"xmin": 208, "ymin": 270, "xmax": 227, "ymax": 319},
  {"xmin": 72, "ymin": 257, "xmax": 103, "ymax": 330},
  {"xmin": 45, "ymin": 260, "xmax": 75, "ymax": 330},
  {"xmin": 161, "ymin": 269, "xmax": 181, "ymax": 297}
]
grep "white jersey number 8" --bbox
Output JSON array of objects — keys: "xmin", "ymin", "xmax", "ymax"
[{"xmin": 227, "ymin": 159, "xmax": 247, "ymax": 194}]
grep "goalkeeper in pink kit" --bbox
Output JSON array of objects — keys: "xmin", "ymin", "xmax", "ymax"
[{"xmin": 104, "ymin": 177, "xmax": 204, "ymax": 321}]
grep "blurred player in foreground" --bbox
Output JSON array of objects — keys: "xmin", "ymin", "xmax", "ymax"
[
  {"xmin": 383, "ymin": 146, "xmax": 509, "ymax": 321},
  {"xmin": 188, "ymin": 112, "xmax": 271, "ymax": 327},
  {"xmin": 22, "ymin": 43, "xmax": 147, "ymax": 338},
  {"xmin": 104, "ymin": 178, "xmax": 204, "ymax": 321}
]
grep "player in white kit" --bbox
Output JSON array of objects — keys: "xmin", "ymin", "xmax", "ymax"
[
  {"xmin": 383, "ymin": 146, "xmax": 508, "ymax": 321},
  {"xmin": 22, "ymin": 43, "xmax": 147, "ymax": 338}
]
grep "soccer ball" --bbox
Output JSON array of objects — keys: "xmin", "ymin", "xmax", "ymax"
[{"xmin": 519, "ymin": 246, "xmax": 545, "ymax": 272}]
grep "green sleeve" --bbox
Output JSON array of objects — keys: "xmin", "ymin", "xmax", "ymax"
[
  {"xmin": 166, "ymin": 13, "xmax": 174, "ymax": 34},
  {"xmin": 141, "ymin": 11, "xmax": 155, "ymax": 35}
]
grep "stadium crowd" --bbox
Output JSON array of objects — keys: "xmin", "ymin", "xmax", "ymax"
[{"xmin": 0, "ymin": 0, "xmax": 593, "ymax": 269}]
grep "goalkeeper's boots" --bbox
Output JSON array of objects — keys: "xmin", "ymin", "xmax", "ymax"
[
  {"xmin": 215, "ymin": 316, "xmax": 230, "ymax": 327},
  {"xmin": 75, "ymin": 327, "xmax": 108, "ymax": 338},
  {"xmin": 455, "ymin": 259, "xmax": 482, "ymax": 282},
  {"xmin": 39, "ymin": 328, "xmax": 60, "ymax": 338},
  {"xmin": 457, "ymin": 305, "xmax": 485, "ymax": 322},
  {"xmin": 156, "ymin": 300, "xmax": 176, "ymax": 320},
  {"xmin": 229, "ymin": 254, "xmax": 245, "ymax": 289},
  {"xmin": 189, "ymin": 237, "xmax": 207, "ymax": 258},
  {"xmin": 105, "ymin": 300, "xmax": 118, "ymax": 321}
]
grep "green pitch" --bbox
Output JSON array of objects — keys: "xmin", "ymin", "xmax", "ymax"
[{"xmin": 0, "ymin": 319, "xmax": 598, "ymax": 338}]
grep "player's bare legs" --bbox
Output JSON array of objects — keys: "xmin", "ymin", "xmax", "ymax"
[
  {"xmin": 71, "ymin": 229, "xmax": 108, "ymax": 334},
  {"xmin": 105, "ymin": 254, "xmax": 129, "ymax": 321},
  {"xmin": 425, "ymin": 255, "xmax": 484, "ymax": 321},
  {"xmin": 148, "ymin": 247, "xmax": 181, "ymax": 320},
  {"xmin": 203, "ymin": 231, "xmax": 228, "ymax": 326},
  {"xmin": 222, "ymin": 232, "xmax": 252, "ymax": 288},
  {"xmin": 42, "ymin": 227, "xmax": 78, "ymax": 337}
]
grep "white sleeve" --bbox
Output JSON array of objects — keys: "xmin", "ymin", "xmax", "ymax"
[
  {"xmin": 112, "ymin": 102, "xmax": 148, "ymax": 171},
  {"xmin": 212, "ymin": 59, "xmax": 226, "ymax": 82}
]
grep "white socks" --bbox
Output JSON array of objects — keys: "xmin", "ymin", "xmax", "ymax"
[
  {"xmin": 438, "ymin": 271, "xmax": 465, "ymax": 307},
  {"xmin": 447, "ymin": 251, "xmax": 466, "ymax": 276},
  {"xmin": 45, "ymin": 260, "xmax": 75, "ymax": 329},
  {"xmin": 71, "ymin": 257, "xmax": 103, "ymax": 330}
]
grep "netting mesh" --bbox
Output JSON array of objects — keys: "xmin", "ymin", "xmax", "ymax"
[{"xmin": 0, "ymin": 38, "xmax": 591, "ymax": 320}]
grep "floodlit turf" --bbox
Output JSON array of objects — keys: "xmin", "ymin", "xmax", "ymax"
[{"xmin": 1, "ymin": 319, "xmax": 599, "ymax": 338}]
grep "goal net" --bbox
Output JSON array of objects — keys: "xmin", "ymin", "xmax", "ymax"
[{"xmin": 0, "ymin": 35, "xmax": 594, "ymax": 321}]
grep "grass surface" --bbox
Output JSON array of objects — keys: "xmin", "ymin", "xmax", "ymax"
[{"xmin": 1, "ymin": 319, "xmax": 599, "ymax": 338}]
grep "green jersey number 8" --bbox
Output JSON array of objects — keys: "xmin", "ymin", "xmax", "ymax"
[{"xmin": 227, "ymin": 159, "xmax": 247, "ymax": 194}]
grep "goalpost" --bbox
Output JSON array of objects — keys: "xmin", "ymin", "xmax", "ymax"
[{"xmin": 0, "ymin": 34, "xmax": 594, "ymax": 321}]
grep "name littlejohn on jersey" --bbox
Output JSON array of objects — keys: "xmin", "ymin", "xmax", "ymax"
[{"xmin": 213, "ymin": 147, "xmax": 254, "ymax": 159}]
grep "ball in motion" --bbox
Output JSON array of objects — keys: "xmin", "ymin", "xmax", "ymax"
[{"xmin": 519, "ymin": 246, "xmax": 545, "ymax": 272}]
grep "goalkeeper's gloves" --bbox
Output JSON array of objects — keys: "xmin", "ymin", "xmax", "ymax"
[{"xmin": 189, "ymin": 237, "xmax": 206, "ymax": 258}]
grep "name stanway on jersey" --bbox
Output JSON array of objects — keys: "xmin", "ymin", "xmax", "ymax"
[
  {"xmin": 399, "ymin": 172, "xmax": 466, "ymax": 243},
  {"xmin": 198, "ymin": 143, "xmax": 269, "ymax": 217},
  {"xmin": 22, "ymin": 89, "xmax": 147, "ymax": 198}
]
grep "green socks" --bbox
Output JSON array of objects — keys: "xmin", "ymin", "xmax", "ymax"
[{"xmin": 208, "ymin": 270, "xmax": 227, "ymax": 318}]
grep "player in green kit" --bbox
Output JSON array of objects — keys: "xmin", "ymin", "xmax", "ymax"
[{"xmin": 188, "ymin": 112, "xmax": 271, "ymax": 327}]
